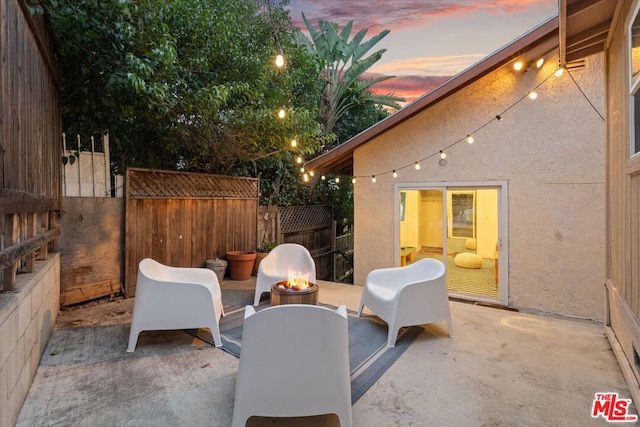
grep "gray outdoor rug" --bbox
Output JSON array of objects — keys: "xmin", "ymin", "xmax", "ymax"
[{"xmin": 209, "ymin": 301, "xmax": 423, "ymax": 405}]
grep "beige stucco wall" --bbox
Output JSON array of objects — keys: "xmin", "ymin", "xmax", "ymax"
[{"xmin": 354, "ymin": 50, "xmax": 605, "ymax": 320}]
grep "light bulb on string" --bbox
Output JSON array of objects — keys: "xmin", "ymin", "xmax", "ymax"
[
  {"xmin": 300, "ymin": 167, "xmax": 305, "ymax": 173},
  {"xmin": 392, "ymin": 170, "xmax": 397, "ymax": 178},
  {"xmin": 335, "ymin": 177, "xmax": 340, "ymax": 183},
  {"xmin": 513, "ymin": 61, "xmax": 524, "ymax": 71},
  {"xmin": 440, "ymin": 150, "xmax": 446, "ymax": 159},
  {"xmin": 352, "ymin": 177, "xmax": 356, "ymax": 184},
  {"xmin": 278, "ymin": 107, "xmax": 286, "ymax": 119},
  {"xmin": 303, "ymin": 173, "xmax": 309, "ymax": 182},
  {"xmin": 309, "ymin": 171, "xmax": 314, "ymax": 177},
  {"xmin": 275, "ymin": 53, "xmax": 284, "ymax": 68},
  {"xmin": 321, "ymin": 175, "xmax": 326, "ymax": 180},
  {"xmin": 528, "ymin": 90, "xmax": 538, "ymax": 100},
  {"xmin": 536, "ymin": 58, "xmax": 544, "ymax": 68},
  {"xmin": 296, "ymin": 156, "xmax": 303, "ymax": 164},
  {"xmin": 414, "ymin": 162, "xmax": 421, "ymax": 170},
  {"xmin": 555, "ymin": 67, "xmax": 564, "ymax": 77},
  {"xmin": 291, "ymin": 137, "xmax": 297, "ymax": 148},
  {"xmin": 467, "ymin": 134, "xmax": 474, "ymax": 144},
  {"xmin": 371, "ymin": 175, "xmax": 376, "ymax": 183}
]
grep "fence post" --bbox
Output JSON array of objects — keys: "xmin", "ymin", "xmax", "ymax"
[{"xmin": 2, "ymin": 214, "xmax": 19, "ymax": 291}]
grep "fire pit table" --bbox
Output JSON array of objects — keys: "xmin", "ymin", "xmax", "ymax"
[{"xmin": 270, "ymin": 281, "xmax": 319, "ymax": 306}]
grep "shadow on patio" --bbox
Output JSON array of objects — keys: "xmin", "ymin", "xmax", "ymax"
[{"xmin": 17, "ymin": 279, "xmax": 634, "ymax": 427}]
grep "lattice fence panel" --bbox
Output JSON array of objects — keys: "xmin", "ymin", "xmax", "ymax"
[
  {"xmin": 127, "ymin": 168, "xmax": 259, "ymax": 199},
  {"xmin": 278, "ymin": 205, "xmax": 332, "ymax": 234}
]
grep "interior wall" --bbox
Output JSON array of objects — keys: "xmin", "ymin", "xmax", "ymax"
[
  {"xmin": 399, "ymin": 191, "xmax": 420, "ymax": 248},
  {"xmin": 419, "ymin": 190, "xmax": 443, "ymax": 249},
  {"xmin": 475, "ymin": 189, "xmax": 498, "ymax": 258}
]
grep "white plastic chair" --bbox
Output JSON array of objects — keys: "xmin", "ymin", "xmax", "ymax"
[
  {"xmin": 254, "ymin": 243, "xmax": 316, "ymax": 305},
  {"xmin": 127, "ymin": 258, "xmax": 225, "ymax": 352},
  {"xmin": 357, "ymin": 257, "xmax": 452, "ymax": 347},
  {"xmin": 232, "ymin": 304, "xmax": 352, "ymax": 427}
]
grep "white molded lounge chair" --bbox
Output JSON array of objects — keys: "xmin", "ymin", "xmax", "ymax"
[
  {"xmin": 232, "ymin": 304, "xmax": 352, "ymax": 427},
  {"xmin": 357, "ymin": 257, "xmax": 452, "ymax": 347},
  {"xmin": 127, "ymin": 258, "xmax": 224, "ymax": 352},
  {"xmin": 254, "ymin": 243, "xmax": 316, "ymax": 305}
]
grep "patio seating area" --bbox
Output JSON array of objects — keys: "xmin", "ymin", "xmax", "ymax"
[{"xmin": 16, "ymin": 277, "xmax": 634, "ymax": 426}]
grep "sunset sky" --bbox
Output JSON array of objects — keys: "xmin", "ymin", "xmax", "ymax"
[{"xmin": 286, "ymin": 0, "xmax": 558, "ymax": 103}]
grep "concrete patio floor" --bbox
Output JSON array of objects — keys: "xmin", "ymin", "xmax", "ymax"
[{"xmin": 16, "ymin": 278, "xmax": 637, "ymax": 426}]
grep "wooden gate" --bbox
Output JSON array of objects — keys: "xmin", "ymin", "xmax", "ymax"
[{"xmin": 124, "ymin": 168, "xmax": 259, "ymax": 296}]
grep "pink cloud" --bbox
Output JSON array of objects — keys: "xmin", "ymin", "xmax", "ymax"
[{"xmin": 287, "ymin": 0, "xmax": 555, "ymax": 33}]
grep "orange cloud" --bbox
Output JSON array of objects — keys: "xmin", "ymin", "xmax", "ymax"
[
  {"xmin": 366, "ymin": 74, "xmax": 451, "ymax": 104},
  {"xmin": 372, "ymin": 54, "xmax": 487, "ymax": 77}
]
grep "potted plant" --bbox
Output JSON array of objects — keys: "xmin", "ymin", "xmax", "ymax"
[
  {"xmin": 226, "ymin": 250, "xmax": 257, "ymax": 281},
  {"xmin": 253, "ymin": 240, "xmax": 277, "ymax": 275}
]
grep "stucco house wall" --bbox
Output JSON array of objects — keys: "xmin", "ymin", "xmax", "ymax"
[{"xmin": 353, "ymin": 51, "xmax": 605, "ymax": 320}]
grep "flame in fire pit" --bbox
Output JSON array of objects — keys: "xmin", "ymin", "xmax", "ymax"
[{"xmin": 286, "ymin": 270, "xmax": 310, "ymax": 290}]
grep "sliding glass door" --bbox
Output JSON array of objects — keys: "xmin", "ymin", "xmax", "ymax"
[{"xmin": 397, "ymin": 182, "xmax": 506, "ymax": 305}]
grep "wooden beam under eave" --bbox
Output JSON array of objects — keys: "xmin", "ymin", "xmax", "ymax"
[
  {"xmin": 566, "ymin": 42, "xmax": 605, "ymax": 62},
  {"xmin": 566, "ymin": 19, "xmax": 611, "ymax": 51},
  {"xmin": 560, "ymin": 0, "xmax": 568, "ymax": 65}
]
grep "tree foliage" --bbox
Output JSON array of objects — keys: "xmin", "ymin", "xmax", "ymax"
[
  {"xmin": 42, "ymin": 0, "xmax": 327, "ymax": 176},
  {"xmin": 296, "ymin": 14, "xmax": 404, "ymax": 134}
]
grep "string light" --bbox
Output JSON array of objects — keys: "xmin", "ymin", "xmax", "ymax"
[
  {"xmin": 536, "ymin": 58, "xmax": 544, "ymax": 68},
  {"xmin": 275, "ymin": 53, "xmax": 284, "ymax": 68},
  {"xmin": 300, "ymin": 167, "xmax": 305, "ymax": 173},
  {"xmin": 513, "ymin": 61, "xmax": 524, "ymax": 71},
  {"xmin": 309, "ymin": 171, "xmax": 314, "ymax": 177},
  {"xmin": 303, "ymin": 173, "xmax": 309, "ymax": 182},
  {"xmin": 278, "ymin": 107, "xmax": 286, "ymax": 119},
  {"xmin": 296, "ymin": 156, "xmax": 302, "ymax": 164},
  {"xmin": 335, "ymin": 177, "xmax": 340, "ymax": 183},
  {"xmin": 321, "ymin": 175, "xmax": 326, "ymax": 180},
  {"xmin": 291, "ymin": 137, "xmax": 297, "ymax": 147},
  {"xmin": 315, "ymin": 59, "xmax": 571, "ymax": 184}
]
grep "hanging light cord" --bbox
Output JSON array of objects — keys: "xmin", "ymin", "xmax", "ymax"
[{"xmin": 566, "ymin": 69, "xmax": 605, "ymax": 121}]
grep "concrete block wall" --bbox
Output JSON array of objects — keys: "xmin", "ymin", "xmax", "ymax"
[{"xmin": 0, "ymin": 254, "xmax": 60, "ymax": 427}]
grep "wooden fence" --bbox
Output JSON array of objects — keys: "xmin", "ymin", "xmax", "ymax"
[
  {"xmin": 277, "ymin": 206, "xmax": 333, "ymax": 280},
  {"xmin": 1, "ymin": 0, "xmax": 61, "ymax": 290},
  {"xmin": 124, "ymin": 168, "xmax": 259, "ymax": 296},
  {"xmin": 58, "ymin": 197, "xmax": 124, "ymax": 306}
]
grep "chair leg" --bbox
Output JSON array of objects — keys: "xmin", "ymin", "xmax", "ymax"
[
  {"xmin": 387, "ymin": 324, "xmax": 400, "ymax": 348},
  {"xmin": 209, "ymin": 324, "xmax": 223, "ymax": 348},
  {"xmin": 127, "ymin": 327, "xmax": 140, "ymax": 353},
  {"xmin": 253, "ymin": 291, "xmax": 263, "ymax": 306},
  {"xmin": 356, "ymin": 297, "xmax": 366, "ymax": 317},
  {"xmin": 446, "ymin": 313, "xmax": 454, "ymax": 337}
]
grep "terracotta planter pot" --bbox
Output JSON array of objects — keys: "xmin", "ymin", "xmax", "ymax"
[
  {"xmin": 252, "ymin": 252, "xmax": 269, "ymax": 276},
  {"xmin": 226, "ymin": 251, "xmax": 257, "ymax": 281}
]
